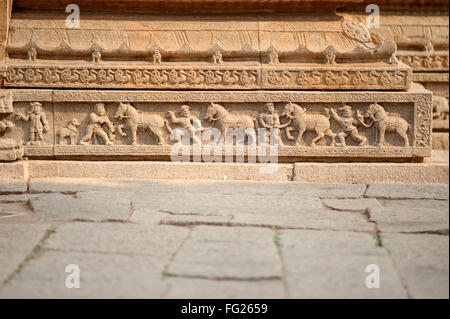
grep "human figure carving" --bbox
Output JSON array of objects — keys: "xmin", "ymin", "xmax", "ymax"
[
  {"xmin": 80, "ymin": 103, "xmax": 115, "ymax": 145},
  {"xmin": 267, "ymin": 46, "xmax": 279, "ymax": 65},
  {"xmin": 432, "ymin": 96, "xmax": 449, "ymax": 120},
  {"xmin": 153, "ymin": 49, "xmax": 162, "ymax": 64},
  {"xmin": 212, "ymin": 49, "xmax": 223, "ymax": 64},
  {"xmin": 167, "ymin": 105, "xmax": 201, "ymax": 145},
  {"xmin": 330, "ymin": 105, "xmax": 368, "ymax": 146},
  {"xmin": 27, "ymin": 47, "xmax": 37, "ymax": 61},
  {"xmin": 257, "ymin": 103, "xmax": 289, "ymax": 146},
  {"xmin": 0, "ymin": 118, "xmax": 14, "ymax": 135},
  {"xmin": 56, "ymin": 118, "xmax": 80, "ymax": 145},
  {"xmin": 280, "ymin": 102, "xmax": 336, "ymax": 147},
  {"xmin": 16, "ymin": 102, "xmax": 49, "ymax": 145},
  {"xmin": 324, "ymin": 46, "xmax": 336, "ymax": 65},
  {"xmin": 91, "ymin": 49, "xmax": 101, "ymax": 63}
]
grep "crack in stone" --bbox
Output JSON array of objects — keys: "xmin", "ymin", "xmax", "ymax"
[
  {"xmin": 365, "ymin": 207, "xmax": 412, "ymax": 299},
  {"xmin": 163, "ymin": 273, "xmax": 283, "ymax": 282},
  {"xmin": 0, "ymin": 226, "xmax": 56, "ymax": 290},
  {"xmin": 400, "ymin": 229, "xmax": 449, "ymax": 236},
  {"xmin": 159, "ymin": 209, "xmax": 223, "ymax": 217},
  {"xmin": 158, "ymin": 221, "xmax": 374, "ymax": 234},
  {"xmin": 272, "ymin": 229, "xmax": 289, "ymax": 298}
]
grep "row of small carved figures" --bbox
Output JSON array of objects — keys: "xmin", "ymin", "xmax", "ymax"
[
  {"xmin": 21, "ymin": 46, "xmax": 360, "ymax": 66},
  {"xmin": 1, "ymin": 102, "xmax": 415, "ymax": 148}
]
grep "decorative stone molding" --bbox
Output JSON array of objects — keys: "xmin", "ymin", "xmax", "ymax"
[{"xmin": 3, "ymin": 64, "xmax": 412, "ymax": 90}]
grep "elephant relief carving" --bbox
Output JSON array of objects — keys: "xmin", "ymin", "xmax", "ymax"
[{"xmin": 357, "ymin": 102, "xmax": 410, "ymax": 147}]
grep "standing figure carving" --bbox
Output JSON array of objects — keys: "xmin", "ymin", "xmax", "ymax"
[
  {"xmin": 16, "ymin": 102, "xmax": 49, "ymax": 145},
  {"xmin": 257, "ymin": 103, "xmax": 289, "ymax": 146}
]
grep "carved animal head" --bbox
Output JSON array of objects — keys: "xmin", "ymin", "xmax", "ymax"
[
  {"xmin": 204, "ymin": 103, "xmax": 226, "ymax": 121},
  {"xmin": 70, "ymin": 118, "xmax": 80, "ymax": 127},
  {"xmin": 365, "ymin": 103, "xmax": 384, "ymax": 118},
  {"xmin": 114, "ymin": 102, "xmax": 129, "ymax": 120},
  {"xmin": 373, "ymin": 39, "xmax": 397, "ymax": 57},
  {"xmin": 204, "ymin": 103, "xmax": 217, "ymax": 121},
  {"xmin": 281, "ymin": 102, "xmax": 305, "ymax": 119}
]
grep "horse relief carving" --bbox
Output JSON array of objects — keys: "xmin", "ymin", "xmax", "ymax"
[
  {"xmin": 203, "ymin": 102, "xmax": 257, "ymax": 145},
  {"xmin": 280, "ymin": 102, "xmax": 336, "ymax": 147},
  {"xmin": 114, "ymin": 102, "xmax": 172, "ymax": 145}
]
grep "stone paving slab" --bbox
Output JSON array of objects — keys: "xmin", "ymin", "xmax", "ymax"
[
  {"xmin": 0, "ymin": 251, "xmax": 168, "ymax": 299},
  {"xmin": 29, "ymin": 178, "xmax": 367, "ymax": 198},
  {"xmin": 166, "ymin": 278, "xmax": 286, "ymax": 299},
  {"xmin": 43, "ymin": 222, "xmax": 189, "ymax": 266},
  {"xmin": 0, "ymin": 224, "xmax": 50, "ymax": 283},
  {"xmin": 0, "ymin": 180, "xmax": 447, "ymax": 299},
  {"xmin": 381, "ymin": 233, "xmax": 449, "ymax": 299},
  {"xmin": 168, "ymin": 226, "xmax": 282, "ymax": 280},
  {"xmin": 370, "ymin": 200, "xmax": 449, "ymax": 233},
  {"xmin": 0, "ymin": 179, "xmax": 27, "ymax": 193},
  {"xmin": 29, "ymin": 192, "xmax": 132, "ymax": 222},
  {"xmin": 134, "ymin": 193, "xmax": 323, "ymax": 216},
  {"xmin": 366, "ymin": 184, "xmax": 449, "ymax": 200},
  {"xmin": 279, "ymin": 230, "xmax": 407, "ymax": 298}
]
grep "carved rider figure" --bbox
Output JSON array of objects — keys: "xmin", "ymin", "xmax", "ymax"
[
  {"xmin": 257, "ymin": 103, "xmax": 284, "ymax": 145},
  {"xmin": 330, "ymin": 105, "xmax": 368, "ymax": 146},
  {"xmin": 80, "ymin": 103, "xmax": 115, "ymax": 145},
  {"xmin": 16, "ymin": 102, "xmax": 49, "ymax": 145},
  {"xmin": 167, "ymin": 105, "xmax": 201, "ymax": 144}
]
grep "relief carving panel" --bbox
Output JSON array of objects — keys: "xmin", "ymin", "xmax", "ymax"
[{"xmin": 4, "ymin": 88, "xmax": 432, "ymax": 161}]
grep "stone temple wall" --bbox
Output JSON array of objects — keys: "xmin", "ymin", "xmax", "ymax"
[{"xmin": 0, "ymin": 0, "xmax": 436, "ymax": 162}]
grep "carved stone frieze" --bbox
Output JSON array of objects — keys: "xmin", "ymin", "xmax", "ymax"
[{"xmin": 4, "ymin": 86, "xmax": 432, "ymax": 161}]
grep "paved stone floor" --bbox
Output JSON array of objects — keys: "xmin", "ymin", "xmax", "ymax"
[{"xmin": 0, "ymin": 179, "xmax": 448, "ymax": 299}]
